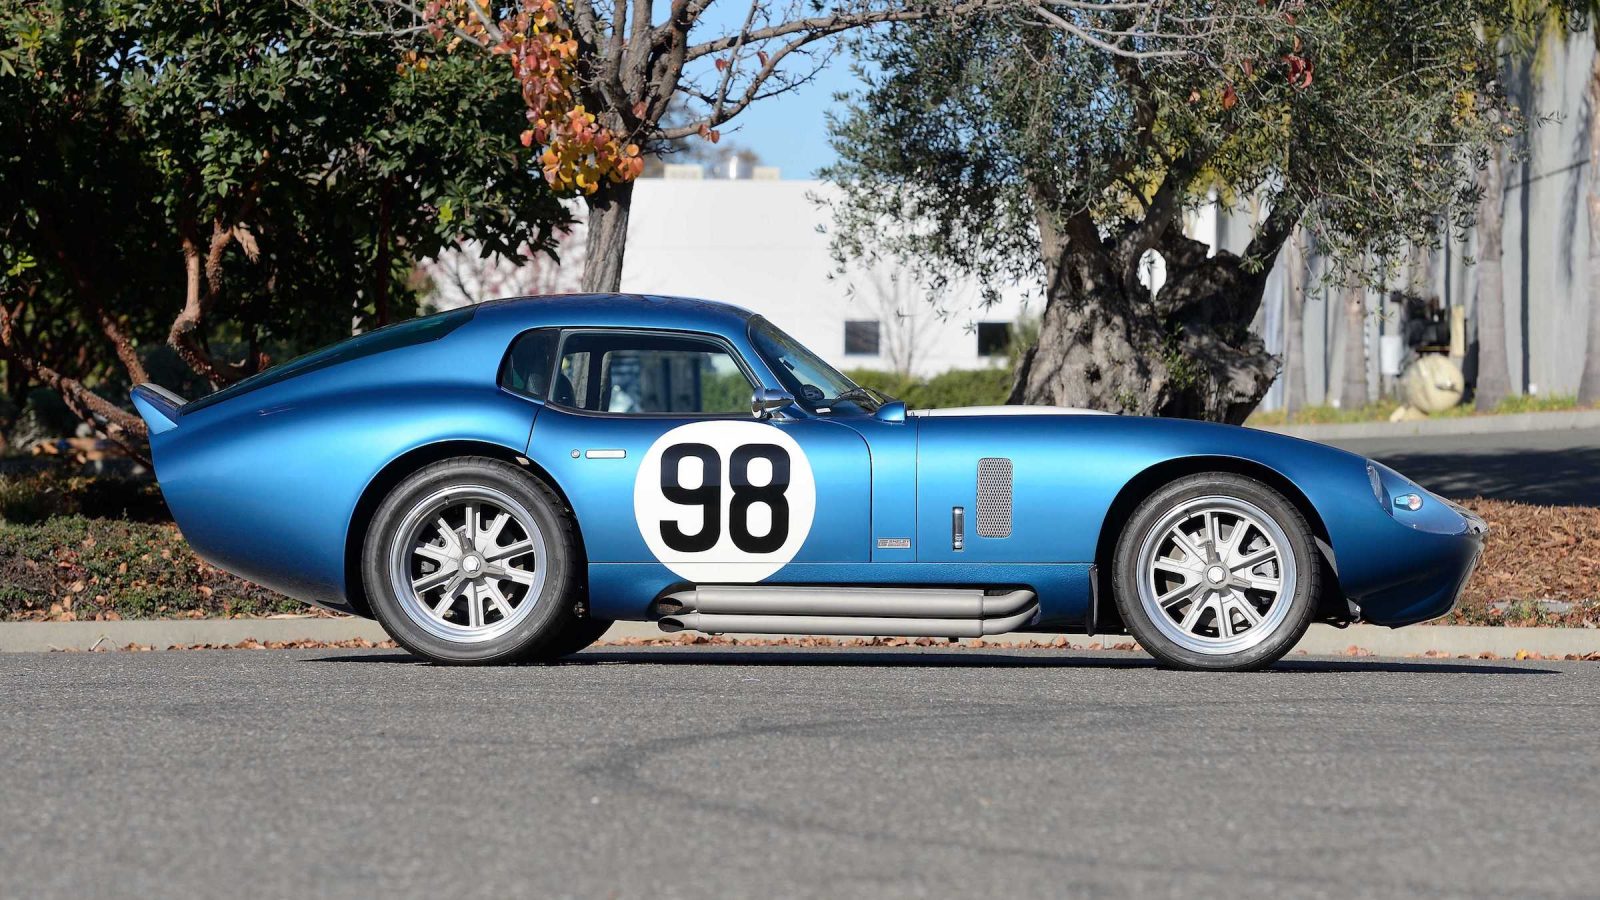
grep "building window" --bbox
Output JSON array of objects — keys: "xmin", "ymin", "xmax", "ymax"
[
  {"xmin": 844, "ymin": 320, "xmax": 881, "ymax": 355},
  {"xmin": 977, "ymin": 322, "xmax": 1012, "ymax": 357}
]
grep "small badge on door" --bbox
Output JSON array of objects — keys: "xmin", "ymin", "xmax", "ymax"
[{"xmin": 876, "ymin": 537, "xmax": 911, "ymax": 549}]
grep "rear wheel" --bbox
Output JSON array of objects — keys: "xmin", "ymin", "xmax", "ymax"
[
  {"xmin": 1112, "ymin": 473, "xmax": 1320, "ymax": 671},
  {"xmin": 362, "ymin": 457, "xmax": 582, "ymax": 664}
]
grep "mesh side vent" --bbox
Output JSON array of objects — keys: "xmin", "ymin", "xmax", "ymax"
[{"xmin": 976, "ymin": 458, "xmax": 1013, "ymax": 538}]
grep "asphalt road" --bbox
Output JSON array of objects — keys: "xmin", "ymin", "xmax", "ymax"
[
  {"xmin": 3, "ymin": 648, "xmax": 1597, "ymax": 899},
  {"xmin": 1330, "ymin": 426, "xmax": 1600, "ymax": 506}
]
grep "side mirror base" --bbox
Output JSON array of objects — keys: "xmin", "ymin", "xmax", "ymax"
[
  {"xmin": 751, "ymin": 387, "xmax": 796, "ymax": 420},
  {"xmin": 874, "ymin": 400, "xmax": 908, "ymax": 423}
]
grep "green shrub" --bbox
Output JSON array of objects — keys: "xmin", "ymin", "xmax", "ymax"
[{"xmin": 846, "ymin": 367, "xmax": 1014, "ymax": 410}]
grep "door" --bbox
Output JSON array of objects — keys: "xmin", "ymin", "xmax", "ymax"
[{"xmin": 523, "ymin": 328, "xmax": 871, "ymax": 583}]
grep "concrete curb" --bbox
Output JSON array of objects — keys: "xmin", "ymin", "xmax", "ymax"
[
  {"xmin": 1254, "ymin": 408, "xmax": 1600, "ymax": 441},
  {"xmin": 3, "ymin": 617, "xmax": 1597, "ymax": 659}
]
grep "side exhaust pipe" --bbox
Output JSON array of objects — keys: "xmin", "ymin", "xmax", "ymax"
[
  {"xmin": 656, "ymin": 586, "xmax": 1035, "ymax": 619},
  {"xmin": 657, "ymin": 604, "xmax": 1039, "ymax": 638}
]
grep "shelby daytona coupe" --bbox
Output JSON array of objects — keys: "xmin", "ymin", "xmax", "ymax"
[{"xmin": 131, "ymin": 294, "xmax": 1486, "ymax": 670}]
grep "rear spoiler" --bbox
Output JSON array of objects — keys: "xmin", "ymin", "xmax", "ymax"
[{"xmin": 131, "ymin": 383, "xmax": 187, "ymax": 435}]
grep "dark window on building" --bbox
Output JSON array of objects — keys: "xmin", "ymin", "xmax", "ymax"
[
  {"xmin": 977, "ymin": 322, "xmax": 1012, "ymax": 357},
  {"xmin": 844, "ymin": 320, "xmax": 881, "ymax": 355}
]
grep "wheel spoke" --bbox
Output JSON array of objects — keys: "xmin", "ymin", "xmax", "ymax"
[
  {"xmin": 1214, "ymin": 599, "xmax": 1233, "ymax": 639},
  {"xmin": 1237, "ymin": 571, "xmax": 1281, "ymax": 593},
  {"xmin": 1231, "ymin": 592, "xmax": 1263, "ymax": 627},
  {"xmin": 490, "ymin": 564, "xmax": 538, "ymax": 586},
  {"xmin": 1205, "ymin": 512, "xmax": 1222, "ymax": 558},
  {"xmin": 432, "ymin": 574, "xmax": 466, "ymax": 615},
  {"xmin": 478, "ymin": 512, "xmax": 510, "ymax": 552},
  {"xmin": 465, "ymin": 582, "xmax": 484, "ymax": 628},
  {"xmin": 415, "ymin": 543, "xmax": 456, "ymax": 566},
  {"xmin": 483, "ymin": 581, "xmax": 516, "ymax": 619},
  {"xmin": 486, "ymin": 537, "xmax": 534, "ymax": 563},
  {"xmin": 462, "ymin": 503, "xmax": 478, "ymax": 545},
  {"xmin": 1178, "ymin": 593, "xmax": 1212, "ymax": 633},
  {"xmin": 434, "ymin": 517, "xmax": 462, "ymax": 553},
  {"xmin": 1230, "ymin": 546, "xmax": 1276, "ymax": 572},
  {"xmin": 1155, "ymin": 580, "xmax": 1197, "ymax": 609},
  {"xmin": 1168, "ymin": 524, "xmax": 1206, "ymax": 566},
  {"xmin": 411, "ymin": 563, "xmax": 458, "ymax": 594},
  {"xmin": 1153, "ymin": 557, "xmax": 1202, "ymax": 577}
]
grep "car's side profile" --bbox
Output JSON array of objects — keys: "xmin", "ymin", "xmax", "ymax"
[{"xmin": 132, "ymin": 294, "xmax": 1486, "ymax": 670}]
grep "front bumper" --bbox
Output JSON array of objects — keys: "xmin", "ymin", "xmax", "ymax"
[{"xmin": 1356, "ymin": 497, "xmax": 1488, "ymax": 627}]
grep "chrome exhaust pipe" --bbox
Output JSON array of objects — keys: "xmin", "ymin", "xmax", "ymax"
[
  {"xmin": 658, "ymin": 586, "xmax": 1035, "ymax": 619},
  {"xmin": 656, "ymin": 602, "xmax": 1040, "ymax": 639}
]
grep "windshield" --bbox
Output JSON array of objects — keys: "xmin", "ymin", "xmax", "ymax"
[{"xmin": 748, "ymin": 316, "xmax": 881, "ymax": 413}]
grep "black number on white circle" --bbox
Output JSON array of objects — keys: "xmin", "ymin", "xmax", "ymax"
[
  {"xmin": 659, "ymin": 442, "xmax": 719, "ymax": 552},
  {"xmin": 729, "ymin": 444, "xmax": 790, "ymax": 553},
  {"xmin": 659, "ymin": 442, "xmax": 790, "ymax": 554}
]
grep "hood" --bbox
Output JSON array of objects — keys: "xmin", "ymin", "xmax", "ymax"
[{"xmin": 909, "ymin": 405, "xmax": 1111, "ymax": 418}]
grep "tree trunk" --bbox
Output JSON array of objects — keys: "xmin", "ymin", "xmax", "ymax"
[
  {"xmin": 1474, "ymin": 152, "xmax": 1512, "ymax": 411},
  {"xmin": 1011, "ymin": 220, "xmax": 1279, "ymax": 423},
  {"xmin": 580, "ymin": 180, "xmax": 635, "ymax": 293},
  {"xmin": 1339, "ymin": 276, "xmax": 1368, "ymax": 410},
  {"xmin": 1283, "ymin": 230, "xmax": 1308, "ymax": 416},
  {"xmin": 1580, "ymin": 64, "xmax": 1600, "ymax": 405}
]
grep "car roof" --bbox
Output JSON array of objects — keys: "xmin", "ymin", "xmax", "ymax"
[{"xmin": 472, "ymin": 293, "xmax": 759, "ymax": 337}]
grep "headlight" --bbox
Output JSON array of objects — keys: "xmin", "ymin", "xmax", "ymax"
[
  {"xmin": 1369, "ymin": 461, "xmax": 1427, "ymax": 513},
  {"xmin": 1367, "ymin": 463, "xmax": 1385, "ymax": 507}
]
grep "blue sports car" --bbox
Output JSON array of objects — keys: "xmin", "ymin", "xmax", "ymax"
[{"xmin": 131, "ymin": 294, "xmax": 1486, "ymax": 670}]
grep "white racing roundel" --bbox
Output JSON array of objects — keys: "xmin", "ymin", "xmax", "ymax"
[{"xmin": 633, "ymin": 420, "xmax": 816, "ymax": 582}]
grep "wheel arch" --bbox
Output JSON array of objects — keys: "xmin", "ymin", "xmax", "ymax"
[
  {"xmin": 1092, "ymin": 455, "xmax": 1342, "ymax": 630},
  {"xmin": 342, "ymin": 439, "xmax": 582, "ymax": 618}
]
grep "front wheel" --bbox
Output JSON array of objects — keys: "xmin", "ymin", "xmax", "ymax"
[
  {"xmin": 362, "ymin": 457, "xmax": 582, "ymax": 664},
  {"xmin": 1112, "ymin": 473, "xmax": 1321, "ymax": 671}
]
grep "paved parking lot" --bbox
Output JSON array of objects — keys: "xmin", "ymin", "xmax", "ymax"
[
  {"xmin": 1333, "ymin": 426, "xmax": 1600, "ymax": 506},
  {"xmin": 3, "ymin": 647, "xmax": 1597, "ymax": 898}
]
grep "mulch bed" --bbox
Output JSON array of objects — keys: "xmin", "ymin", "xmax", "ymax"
[
  {"xmin": 3, "ymin": 499, "xmax": 1596, "ymax": 627},
  {"xmin": 1447, "ymin": 498, "xmax": 1600, "ymax": 626}
]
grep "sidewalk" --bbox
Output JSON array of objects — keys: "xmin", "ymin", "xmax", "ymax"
[
  {"xmin": 4, "ymin": 617, "xmax": 1598, "ymax": 659},
  {"xmin": 1254, "ymin": 408, "xmax": 1600, "ymax": 441}
]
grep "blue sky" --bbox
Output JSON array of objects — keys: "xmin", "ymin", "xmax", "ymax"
[
  {"xmin": 685, "ymin": 10, "xmax": 869, "ymax": 179},
  {"xmin": 712, "ymin": 59, "xmax": 859, "ymax": 179}
]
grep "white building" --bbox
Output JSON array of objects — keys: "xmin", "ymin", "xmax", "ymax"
[{"xmin": 429, "ymin": 178, "xmax": 1036, "ymax": 378}]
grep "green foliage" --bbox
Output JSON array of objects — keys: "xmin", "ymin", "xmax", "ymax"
[
  {"xmin": 847, "ymin": 368, "xmax": 1013, "ymax": 409},
  {"xmin": 701, "ymin": 370, "xmax": 754, "ymax": 414},
  {"xmin": 0, "ymin": 514, "xmax": 299, "ymax": 620},
  {"xmin": 0, "ymin": 0, "xmax": 570, "ymax": 431},
  {"xmin": 824, "ymin": 2, "xmax": 1515, "ymax": 301}
]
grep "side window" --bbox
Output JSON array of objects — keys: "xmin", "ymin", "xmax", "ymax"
[
  {"xmin": 555, "ymin": 331, "xmax": 754, "ymax": 415},
  {"xmin": 499, "ymin": 329, "xmax": 560, "ymax": 399}
]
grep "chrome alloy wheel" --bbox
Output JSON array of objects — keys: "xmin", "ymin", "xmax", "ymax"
[
  {"xmin": 1135, "ymin": 496, "xmax": 1298, "ymax": 656},
  {"xmin": 388, "ymin": 485, "xmax": 548, "ymax": 644}
]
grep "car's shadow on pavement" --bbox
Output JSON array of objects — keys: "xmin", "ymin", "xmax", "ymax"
[{"xmin": 308, "ymin": 649, "xmax": 1557, "ymax": 675}]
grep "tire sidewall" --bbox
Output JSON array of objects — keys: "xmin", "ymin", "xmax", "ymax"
[
  {"xmin": 1113, "ymin": 474, "xmax": 1319, "ymax": 671},
  {"xmin": 363, "ymin": 458, "xmax": 576, "ymax": 664}
]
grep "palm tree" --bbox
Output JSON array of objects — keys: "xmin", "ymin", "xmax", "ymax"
[{"xmin": 1475, "ymin": 149, "xmax": 1512, "ymax": 410}]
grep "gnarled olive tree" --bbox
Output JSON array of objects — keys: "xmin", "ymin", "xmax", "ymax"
[{"xmin": 824, "ymin": 2, "xmax": 1514, "ymax": 421}]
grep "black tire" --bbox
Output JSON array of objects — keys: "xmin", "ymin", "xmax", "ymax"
[
  {"xmin": 533, "ymin": 616, "xmax": 614, "ymax": 660},
  {"xmin": 1111, "ymin": 472, "xmax": 1320, "ymax": 671},
  {"xmin": 362, "ymin": 457, "xmax": 583, "ymax": 664}
]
